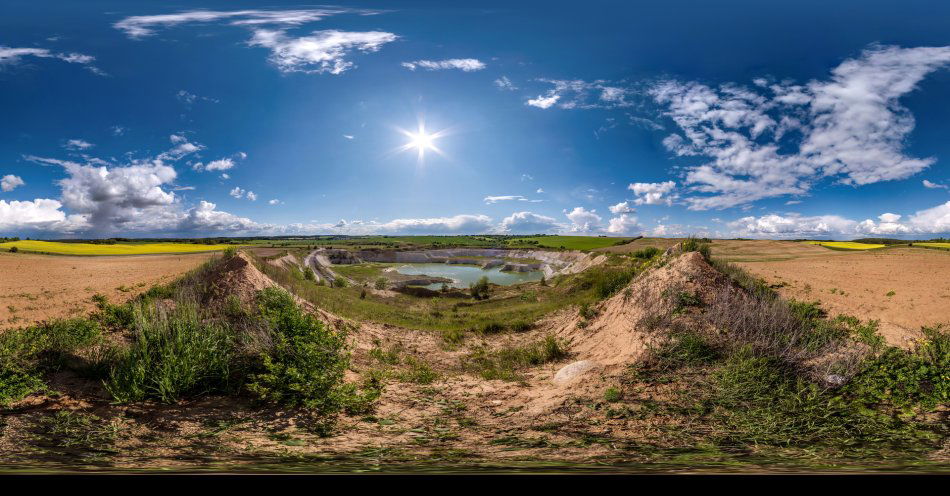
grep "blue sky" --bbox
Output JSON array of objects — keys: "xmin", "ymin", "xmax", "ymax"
[{"xmin": 2, "ymin": 1, "xmax": 950, "ymax": 238}]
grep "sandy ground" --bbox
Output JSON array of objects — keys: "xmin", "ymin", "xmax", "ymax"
[
  {"xmin": 722, "ymin": 242, "xmax": 950, "ymax": 345},
  {"xmin": 0, "ymin": 251, "xmax": 215, "ymax": 327}
]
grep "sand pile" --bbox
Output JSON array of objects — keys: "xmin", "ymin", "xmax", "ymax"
[{"xmin": 204, "ymin": 252, "xmax": 282, "ymax": 305}]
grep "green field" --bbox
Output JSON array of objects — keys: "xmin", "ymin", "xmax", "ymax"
[
  {"xmin": 0, "ymin": 240, "xmax": 233, "ymax": 256},
  {"xmin": 506, "ymin": 235, "xmax": 635, "ymax": 250}
]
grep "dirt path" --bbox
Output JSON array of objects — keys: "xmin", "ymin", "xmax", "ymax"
[{"xmin": 0, "ymin": 251, "xmax": 215, "ymax": 327}]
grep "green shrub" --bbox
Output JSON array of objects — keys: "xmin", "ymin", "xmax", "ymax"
[
  {"xmin": 374, "ymin": 278, "xmax": 387, "ymax": 290},
  {"xmin": 681, "ymin": 236, "xmax": 711, "ymax": 259},
  {"xmin": 604, "ymin": 387, "xmax": 622, "ymax": 402},
  {"xmin": 709, "ymin": 348, "xmax": 929, "ymax": 449},
  {"xmin": 632, "ymin": 246, "xmax": 661, "ymax": 260},
  {"xmin": 92, "ymin": 294, "xmax": 135, "ymax": 329},
  {"xmin": 8, "ymin": 246, "xmax": 18, "ymax": 253},
  {"xmin": 848, "ymin": 326, "xmax": 949, "ymax": 410},
  {"xmin": 247, "ymin": 288, "xmax": 353, "ymax": 416},
  {"xmin": 470, "ymin": 276, "xmax": 491, "ymax": 300},
  {"xmin": 304, "ymin": 267, "xmax": 316, "ymax": 281},
  {"xmin": 105, "ymin": 302, "xmax": 235, "ymax": 403}
]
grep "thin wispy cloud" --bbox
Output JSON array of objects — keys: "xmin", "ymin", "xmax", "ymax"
[{"xmin": 401, "ymin": 58, "xmax": 485, "ymax": 72}]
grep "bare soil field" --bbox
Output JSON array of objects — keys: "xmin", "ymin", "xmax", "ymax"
[
  {"xmin": 715, "ymin": 241, "xmax": 950, "ymax": 347},
  {"xmin": 0, "ymin": 251, "xmax": 214, "ymax": 327}
]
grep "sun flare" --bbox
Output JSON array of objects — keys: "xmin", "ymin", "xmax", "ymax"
[{"xmin": 395, "ymin": 121, "xmax": 448, "ymax": 162}]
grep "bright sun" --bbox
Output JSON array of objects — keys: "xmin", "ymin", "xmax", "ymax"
[
  {"xmin": 396, "ymin": 122, "xmax": 447, "ymax": 162},
  {"xmin": 408, "ymin": 130, "xmax": 436, "ymax": 151}
]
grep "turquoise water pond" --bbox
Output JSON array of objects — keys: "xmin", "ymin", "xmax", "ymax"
[{"xmin": 394, "ymin": 263, "xmax": 542, "ymax": 289}]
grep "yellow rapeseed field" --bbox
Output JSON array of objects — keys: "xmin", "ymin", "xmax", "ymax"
[
  {"xmin": 804, "ymin": 241, "xmax": 885, "ymax": 250},
  {"xmin": 914, "ymin": 242, "xmax": 950, "ymax": 250},
  {"xmin": 0, "ymin": 240, "xmax": 234, "ymax": 256}
]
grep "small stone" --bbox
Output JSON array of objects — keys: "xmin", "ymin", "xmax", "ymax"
[
  {"xmin": 553, "ymin": 360, "xmax": 599, "ymax": 384},
  {"xmin": 823, "ymin": 374, "xmax": 847, "ymax": 387}
]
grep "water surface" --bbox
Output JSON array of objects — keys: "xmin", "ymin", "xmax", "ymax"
[{"xmin": 394, "ymin": 263, "xmax": 542, "ymax": 289}]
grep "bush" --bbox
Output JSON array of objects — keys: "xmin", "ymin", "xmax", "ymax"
[
  {"xmin": 247, "ymin": 288, "xmax": 353, "ymax": 416},
  {"xmin": 709, "ymin": 348, "xmax": 929, "ymax": 449},
  {"xmin": 681, "ymin": 236, "xmax": 711, "ymax": 259},
  {"xmin": 374, "ymin": 277, "xmax": 387, "ymax": 290},
  {"xmin": 470, "ymin": 275, "xmax": 491, "ymax": 300},
  {"xmin": 304, "ymin": 267, "xmax": 316, "ymax": 281},
  {"xmin": 8, "ymin": 246, "xmax": 18, "ymax": 253},
  {"xmin": 848, "ymin": 325, "xmax": 949, "ymax": 410},
  {"xmin": 105, "ymin": 301, "xmax": 235, "ymax": 403},
  {"xmin": 632, "ymin": 246, "xmax": 661, "ymax": 260}
]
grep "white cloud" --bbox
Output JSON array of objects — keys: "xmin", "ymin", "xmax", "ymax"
[
  {"xmin": 494, "ymin": 76, "xmax": 517, "ymax": 90},
  {"xmin": 608, "ymin": 201, "xmax": 636, "ymax": 214},
  {"xmin": 375, "ymin": 214, "xmax": 493, "ymax": 234},
  {"xmin": 115, "ymin": 9, "xmax": 393, "ymax": 75},
  {"xmin": 628, "ymin": 181, "xmax": 677, "ymax": 205},
  {"xmin": 606, "ymin": 213, "xmax": 640, "ymax": 234},
  {"xmin": 246, "ymin": 191, "xmax": 257, "ymax": 201},
  {"xmin": 565, "ymin": 206, "xmax": 602, "ymax": 232},
  {"xmin": 248, "ymin": 29, "xmax": 398, "ymax": 74},
  {"xmin": 1, "ymin": 175, "xmax": 25, "ymax": 192},
  {"xmin": 536, "ymin": 188, "xmax": 544, "ymax": 194},
  {"xmin": 194, "ymin": 158, "xmax": 235, "ymax": 172},
  {"xmin": 483, "ymin": 195, "xmax": 542, "ymax": 204},
  {"xmin": 728, "ymin": 201, "xmax": 950, "ymax": 237},
  {"xmin": 159, "ymin": 134, "xmax": 204, "ymax": 161},
  {"xmin": 498, "ymin": 211, "xmax": 561, "ymax": 233},
  {"xmin": 652, "ymin": 45, "xmax": 950, "ymax": 210},
  {"xmin": 526, "ymin": 79, "xmax": 634, "ymax": 110},
  {"xmin": 64, "ymin": 139, "xmax": 93, "ymax": 151},
  {"xmin": 923, "ymin": 179, "xmax": 948, "ymax": 190},
  {"xmin": 401, "ymin": 58, "xmax": 485, "ymax": 72},
  {"xmin": 0, "ymin": 46, "xmax": 101, "ymax": 74},
  {"xmin": 114, "ymin": 8, "xmax": 379, "ymax": 38},
  {"xmin": 268, "ymin": 199, "xmax": 281, "ymax": 205},
  {"xmin": 56, "ymin": 159, "xmax": 178, "ymax": 232},
  {"xmin": 343, "ymin": 134, "xmax": 354, "ymax": 140},
  {"xmin": 229, "ymin": 187, "xmax": 245, "ymax": 199},
  {"xmin": 0, "ymin": 199, "xmax": 87, "ymax": 233},
  {"xmin": 526, "ymin": 93, "xmax": 560, "ymax": 109}
]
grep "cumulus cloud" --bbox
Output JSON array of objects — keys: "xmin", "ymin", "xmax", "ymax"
[
  {"xmin": 374, "ymin": 214, "xmax": 493, "ymax": 234},
  {"xmin": 564, "ymin": 206, "xmax": 602, "ymax": 232},
  {"xmin": 401, "ymin": 58, "xmax": 485, "ymax": 72},
  {"xmin": 229, "ymin": 187, "xmax": 246, "ymax": 199},
  {"xmin": 497, "ymin": 211, "xmax": 561, "ymax": 233},
  {"xmin": 606, "ymin": 213, "xmax": 640, "ymax": 234},
  {"xmin": 246, "ymin": 191, "xmax": 257, "ymax": 201},
  {"xmin": 248, "ymin": 29, "xmax": 398, "ymax": 74},
  {"xmin": 1, "ymin": 175, "xmax": 25, "ymax": 192},
  {"xmin": 653, "ymin": 45, "xmax": 950, "ymax": 209},
  {"xmin": 193, "ymin": 158, "xmax": 235, "ymax": 172},
  {"xmin": 0, "ymin": 198, "xmax": 87, "ymax": 233},
  {"xmin": 526, "ymin": 93, "xmax": 560, "ymax": 109},
  {"xmin": 729, "ymin": 201, "xmax": 950, "ymax": 237},
  {"xmin": 268, "ymin": 199, "xmax": 281, "ymax": 205},
  {"xmin": 628, "ymin": 181, "xmax": 677, "ymax": 205},
  {"xmin": 608, "ymin": 201, "xmax": 636, "ymax": 214}
]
